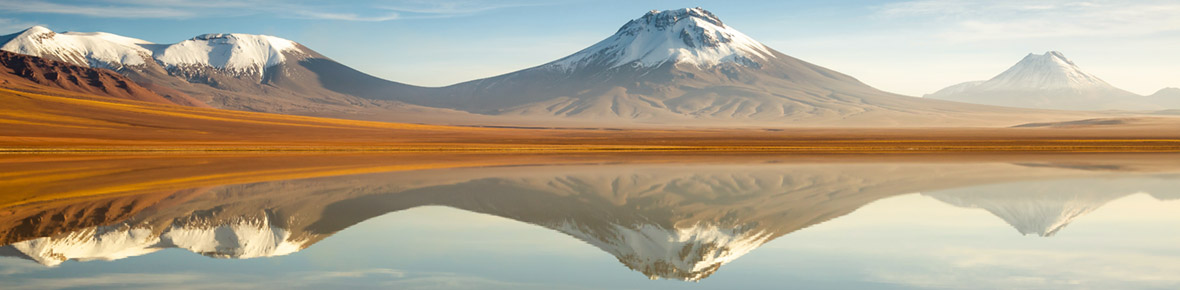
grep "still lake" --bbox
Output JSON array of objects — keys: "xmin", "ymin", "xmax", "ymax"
[{"xmin": 1, "ymin": 153, "xmax": 1178, "ymax": 289}]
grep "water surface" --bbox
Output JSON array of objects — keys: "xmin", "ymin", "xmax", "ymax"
[{"xmin": 1, "ymin": 154, "xmax": 1178, "ymax": 289}]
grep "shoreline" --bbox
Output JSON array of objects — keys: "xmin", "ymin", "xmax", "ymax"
[{"xmin": 4, "ymin": 140, "xmax": 1180, "ymax": 153}]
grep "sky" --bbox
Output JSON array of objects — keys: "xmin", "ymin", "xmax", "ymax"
[{"xmin": 0, "ymin": 0, "xmax": 1177, "ymax": 96}]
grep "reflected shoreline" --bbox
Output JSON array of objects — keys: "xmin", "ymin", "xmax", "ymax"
[{"xmin": 1, "ymin": 153, "xmax": 1179, "ymax": 281}]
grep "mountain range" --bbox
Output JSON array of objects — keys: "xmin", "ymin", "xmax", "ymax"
[
  {"xmin": 0, "ymin": 8, "xmax": 1107, "ymax": 127},
  {"xmin": 399, "ymin": 8, "xmax": 1038, "ymax": 126},
  {"xmin": 927, "ymin": 51, "xmax": 1179, "ymax": 111},
  {"xmin": 0, "ymin": 25, "xmax": 466, "ymax": 120}
]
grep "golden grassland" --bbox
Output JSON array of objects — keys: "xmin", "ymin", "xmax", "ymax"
[{"xmin": 2, "ymin": 83, "xmax": 1180, "ymax": 153}]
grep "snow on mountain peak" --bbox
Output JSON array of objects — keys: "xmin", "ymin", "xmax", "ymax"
[
  {"xmin": 1, "ymin": 26, "xmax": 305, "ymax": 77},
  {"xmin": 982, "ymin": 50, "xmax": 1112, "ymax": 90},
  {"xmin": 21, "ymin": 25, "xmax": 53, "ymax": 36},
  {"xmin": 548, "ymin": 7, "xmax": 774, "ymax": 71},
  {"xmin": 0, "ymin": 25, "xmax": 153, "ymax": 70},
  {"xmin": 153, "ymin": 33, "xmax": 302, "ymax": 74}
]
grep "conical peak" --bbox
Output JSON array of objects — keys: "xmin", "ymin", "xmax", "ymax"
[
  {"xmin": 623, "ymin": 7, "xmax": 724, "ymax": 32},
  {"xmin": 983, "ymin": 50, "xmax": 1112, "ymax": 90},
  {"xmin": 1021, "ymin": 51, "xmax": 1075, "ymax": 67},
  {"xmin": 617, "ymin": 7, "xmax": 729, "ymax": 43},
  {"xmin": 20, "ymin": 26, "xmax": 54, "ymax": 37},
  {"xmin": 4, "ymin": 26, "xmax": 56, "ymax": 45}
]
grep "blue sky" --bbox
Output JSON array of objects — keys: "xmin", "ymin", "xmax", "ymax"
[{"xmin": 1, "ymin": 0, "xmax": 1177, "ymax": 95}]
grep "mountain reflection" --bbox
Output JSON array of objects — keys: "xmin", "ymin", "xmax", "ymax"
[
  {"xmin": 924, "ymin": 177, "xmax": 1180, "ymax": 237},
  {"xmin": 1, "ymin": 156, "xmax": 1178, "ymax": 281}
]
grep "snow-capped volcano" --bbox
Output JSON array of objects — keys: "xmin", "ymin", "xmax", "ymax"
[
  {"xmin": 983, "ymin": 51, "xmax": 1112, "ymax": 90},
  {"xmin": 548, "ymin": 7, "xmax": 774, "ymax": 70},
  {"xmin": 926, "ymin": 51, "xmax": 1160, "ymax": 111}
]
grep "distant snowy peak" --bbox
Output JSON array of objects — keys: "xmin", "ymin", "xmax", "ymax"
[
  {"xmin": 0, "ymin": 25, "xmax": 153, "ymax": 70},
  {"xmin": 547, "ymin": 7, "xmax": 774, "ymax": 71},
  {"xmin": 153, "ymin": 33, "xmax": 303, "ymax": 74},
  {"xmin": 981, "ymin": 51, "xmax": 1113, "ymax": 90},
  {"xmin": 1, "ymin": 26, "xmax": 306, "ymax": 77},
  {"xmin": 923, "ymin": 51, "xmax": 1153, "ymax": 110},
  {"xmin": 1150, "ymin": 87, "xmax": 1180, "ymax": 98}
]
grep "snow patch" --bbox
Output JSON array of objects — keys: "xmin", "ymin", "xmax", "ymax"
[
  {"xmin": 5, "ymin": 226, "xmax": 161, "ymax": 267},
  {"xmin": 554, "ymin": 220, "xmax": 771, "ymax": 281},
  {"xmin": 153, "ymin": 33, "xmax": 301, "ymax": 76},
  {"xmin": 2, "ymin": 213, "xmax": 308, "ymax": 266},
  {"xmin": 0, "ymin": 25, "xmax": 153, "ymax": 70}
]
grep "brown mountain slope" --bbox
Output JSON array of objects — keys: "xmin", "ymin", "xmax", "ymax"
[{"xmin": 0, "ymin": 51, "xmax": 206, "ymax": 107}]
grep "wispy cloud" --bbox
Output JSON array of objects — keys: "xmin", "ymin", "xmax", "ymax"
[
  {"xmin": 0, "ymin": 0, "xmax": 545, "ymax": 21},
  {"xmin": 377, "ymin": 0, "xmax": 553, "ymax": 18},
  {"xmin": 875, "ymin": 0, "xmax": 1180, "ymax": 42},
  {"xmin": 0, "ymin": 0, "xmax": 194, "ymax": 18},
  {"xmin": 0, "ymin": 268, "xmax": 591, "ymax": 290},
  {"xmin": 0, "ymin": 18, "xmax": 41, "ymax": 33},
  {"xmin": 289, "ymin": 9, "xmax": 403, "ymax": 22},
  {"xmin": 870, "ymin": 247, "xmax": 1180, "ymax": 289}
]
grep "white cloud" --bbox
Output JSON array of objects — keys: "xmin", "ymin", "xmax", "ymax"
[
  {"xmin": 0, "ymin": 0, "xmax": 194, "ymax": 18},
  {"xmin": 876, "ymin": 0, "xmax": 1180, "ymax": 42},
  {"xmin": 0, "ymin": 273, "xmax": 208, "ymax": 290},
  {"xmin": 0, "ymin": 0, "xmax": 543, "ymax": 21},
  {"xmin": 0, "ymin": 18, "xmax": 41, "ymax": 33},
  {"xmin": 870, "ymin": 247, "xmax": 1180, "ymax": 289},
  {"xmin": 0, "ymin": 267, "xmax": 594, "ymax": 290},
  {"xmin": 289, "ymin": 10, "xmax": 402, "ymax": 22}
]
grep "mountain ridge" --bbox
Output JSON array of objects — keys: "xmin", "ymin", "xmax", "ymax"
[
  {"xmin": 0, "ymin": 25, "xmax": 440, "ymax": 117},
  {"xmin": 0, "ymin": 11, "xmax": 1112, "ymax": 127}
]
